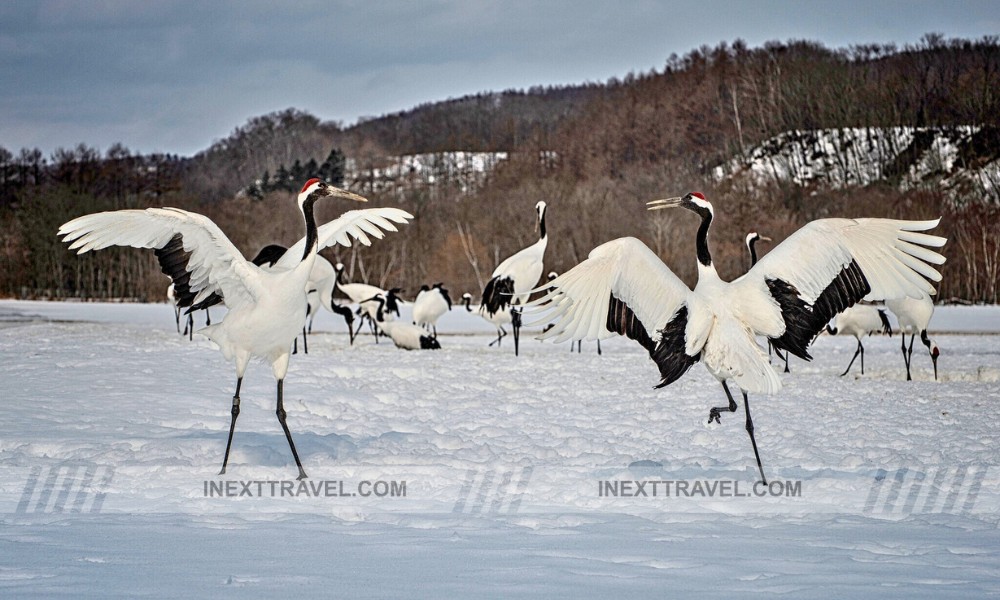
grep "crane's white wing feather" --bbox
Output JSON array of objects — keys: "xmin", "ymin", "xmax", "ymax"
[
  {"xmin": 529, "ymin": 237, "xmax": 690, "ymax": 345},
  {"xmin": 273, "ymin": 208, "xmax": 414, "ymax": 270},
  {"xmin": 730, "ymin": 217, "xmax": 946, "ymax": 359},
  {"xmin": 59, "ymin": 208, "xmax": 263, "ymax": 311}
]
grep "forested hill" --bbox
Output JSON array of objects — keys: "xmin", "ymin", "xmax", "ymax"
[{"xmin": 2, "ymin": 35, "xmax": 999, "ymax": 303}]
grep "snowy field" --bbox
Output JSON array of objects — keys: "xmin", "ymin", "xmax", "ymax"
[{"xmin": 1, "ymin": 299, "xmax": 999, "ymax": 597}]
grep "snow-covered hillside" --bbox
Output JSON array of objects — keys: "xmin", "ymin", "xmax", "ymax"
[
  {"xmin": 1, "ymin": 300, "xmax": 998, "ymax": 596},
  {"xmin": 345, "ymin": 151, "xmax": 508, "ymax": 196},
  {"xmin": 715, "ymin": 126, "xmax": 1000, "ymax": 203}
]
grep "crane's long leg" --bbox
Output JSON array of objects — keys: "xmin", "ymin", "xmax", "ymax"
[
  {"xmin": 301, "ymin": 326, "xmax": 308, "ymax": 354},
  {"xmin": 512, "ymin": 308, "xmax": 522, "ymax": 356},
  {"xmin": 709, "ymin": 380, "xmax": 739, "ymax": 424},
  {"xmin": 860, "ymin": 340, "xmax": 866, "ymax": 374},
  {"xmin": 275, "ymin": 379, "xmax": 307, "ymax": 480},
  {"xmin": 346, "ymin": 316, "xmax": 356, "ymax": 345},
  {"xmin": 174, "ymin": 306, "xmax": 181, "ymax": 333},
  {"xmin": 597, "ymin": 340, "xmax": 602, "ymax": 356},
  {"xmin": 219, "ymin": 377, "xmax": 243, "ymax": 475},
  {"xmin": 906, "ymin": 334, "xmax": 916, "ymax": 381},
  {"xmin": 488, "ymin": 326, "xmax": 506, "ymax": 347},
  {"xmin": 900, "ymin": 334, "xmax": 911, "ymax": 380},
  {"xmin": 841, "ymin": 340, "xmax": 863, "ymax": 376},
  {"xmin": 743, "ymin": 392, "xmax": 767, "ymax": 485}
]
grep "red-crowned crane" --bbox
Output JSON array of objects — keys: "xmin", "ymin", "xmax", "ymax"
[
  {"xmin": 886, "ymin": 293, "xmax": 939, "ymax": 380},
  {"xmin": 481, "ymin": 201, "xmax": 547, "ymax": 356},
  {"xmin": 825, "ymin": 304, "xmax": 893, "ymax": 376},
  {"xmin": 531, "ymin": 192, "xmax": 946, "ymax": 483},
  {"xmin": 59, "ymin": 179, "xmax": 413, "ymax": 479},
  {"xmin": 461, "ymin": 292, "xmax": 512, "ymax": 347},
  {"xmin": 412, "ymin": 282, "xmax": 452, "ymax": 338}
]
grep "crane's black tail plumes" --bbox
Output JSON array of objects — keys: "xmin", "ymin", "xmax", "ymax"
[
  {"xmin": 877, "ymin": 309, "xmax": 893, "ymax": 336},
  {"xmin": 482, "ymin": 276, "xmax": 515, "ymax": 316}
]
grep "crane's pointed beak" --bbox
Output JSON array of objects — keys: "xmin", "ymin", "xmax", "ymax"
[
  {"xmin": 760, "ymin": 236, "xmax": 773, "ymax": 243},
  {"xmin": 326, "ymin": 185, "xmax": 368, "ymax": 203},
  {"xmin": 647, "ymin": 197, "xmax": 683, "ymax": 211},
  {"xmin": 932, "ymin": 354, "xmax": 939, "ymax": 380}
]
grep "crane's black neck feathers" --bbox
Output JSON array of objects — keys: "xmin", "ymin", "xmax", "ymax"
[
  {"xmin": 694, "ymin": 207, "xmax": 713, "ymax": 267},
  {"xmin": 301, "ymin": 194, "xmax": 319, "ymax": 262},
  {"xmin": 747, "ymin": 238, "xmax": 759, "ymax": 267}
]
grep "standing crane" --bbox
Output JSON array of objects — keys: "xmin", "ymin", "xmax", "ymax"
[
  {"xmin": 461, "ymin": 293, "xmax": 511, "ymax": 347},
  {"xmin": 59, "ymin": 179, "xmax": 412, "ymax": 479},
  {"xmin": 412, "ymin": 282, "xmax": 452, "ymax": 338},
  {"xmin": 886, "ymin": 293, "xmax": 940, "ymax": 380},
  {"xmin": 481, "ymin": 201, "xmax": 547, "ymax": 356},
  {"xmin": 532, "ymin": 192, "xmax": 946, "ymax": 483},
  {"xmin": 825, "ymin": 304, "xmax": 893, "ymax": 376}
]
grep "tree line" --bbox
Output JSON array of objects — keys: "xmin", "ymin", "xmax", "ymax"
[{"xmin": 0, "ymin": 35, "xmax": 997, "ymax": 304}]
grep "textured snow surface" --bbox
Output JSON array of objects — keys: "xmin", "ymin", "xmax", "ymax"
[{"xmin": 1, "ymin": 299, "xmax": 999, "ymax": 597}]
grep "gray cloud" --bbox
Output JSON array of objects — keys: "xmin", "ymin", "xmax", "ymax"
[{"xmin": 1, "ymin": 0, "xmax": 997, "ymax": 157}]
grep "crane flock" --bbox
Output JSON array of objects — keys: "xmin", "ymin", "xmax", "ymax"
[{"xmin": 59, "ymin": 182, "xmax": 950, "ymax": 483}]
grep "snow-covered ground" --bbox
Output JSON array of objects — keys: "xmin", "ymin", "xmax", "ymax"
[{"xmin": 1, "ymin": 299, "xmax": 999, "ymax": 597}]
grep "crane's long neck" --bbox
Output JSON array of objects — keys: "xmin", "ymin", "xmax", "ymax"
[
  {"xmin": 696, "ymin": 210, "xmax": 712, "ymax": 268},
  {"xmin": 692, "ymin": 208, "xmax": 722, "ymax": 286},
  {"xmin": 539, "ymin": 209, "xmax": 547, "ymax": 240},
  {"xmin": 300, "ymin": 196, "xmax": 319, "ymax": 263},
  {"xmin": 747, "ymin": 239, "xmax": 758, "ymax": 268}
]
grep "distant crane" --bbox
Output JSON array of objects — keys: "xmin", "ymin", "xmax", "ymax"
[
  {"xmin": 337, "ymin": 275, "xmax": 403, "ymax": 343},
  {"xmin": 412, "ymin": 282, "xmax": 452, "ymax": 338},
  {"xmin": 886, "ymin": 293, "xmax": 940, "ymax": 380},
  {"xmin": 168, "ymin": 282, "xmax": 212, "ymax": 340},
  {"xmin": 481, "ymin": 201, "xmax": 547, "ymax": 356},
  {"xmin": 59, "ymin": 179, "xmax": 412, "ymax": 479},
  {"xmin": 461, "ymin": 292, "xmax": 512, "ymax": 347},
  {"xmin": 533, "ymin": 192, "xmax": 946, "ymax": 483},
  {"xmin": 826, "ymin": 304, "xmax": 893, "ymax": 376}
]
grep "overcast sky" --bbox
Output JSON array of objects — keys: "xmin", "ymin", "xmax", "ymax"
[{"xmin": 2, "ymin": 0, "xmax": 997, "ymax": 157}]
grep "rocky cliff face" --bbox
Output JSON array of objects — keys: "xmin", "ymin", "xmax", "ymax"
[{"xmin": 714, "ymin": 127, "xmax": 1000, "ymax": 204}]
